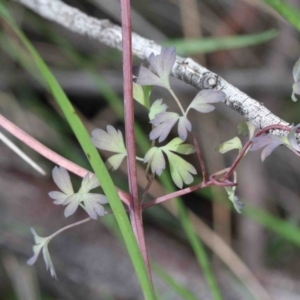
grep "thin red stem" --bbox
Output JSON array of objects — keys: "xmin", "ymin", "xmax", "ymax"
[
  {"xmin": 4, "ymin": 112, "xmax": 288, "ymax": 216},
  {"xmin": 143, "ymin": 182, "xmax": 209, "ymax": 209},
  {"xmin": 190, "ymin": 132, "xmax": 208, "ymax": 182},
  {"xmin": 0, "ymin": 114, "xmax": 131, "ymax": 206},
  {"xmin": 143, "ymin": 177, "xmax": 235, "ymax": 210},
  {"xmin": 222, "ymin": 124, "xmax": 292, "ymax": 181},
  {"xmin": 120, "ymin": 0, "xmax": 151, "ymax": 277}
]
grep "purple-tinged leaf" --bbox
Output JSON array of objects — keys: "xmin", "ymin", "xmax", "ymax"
[
  {"xmin": 187, "ymin": 89, "xmax": 225, "ymax": 114},
  {"xmin": 49, "ymin": 166, "xmax": 108, "ymax": 219},
  {"xmin": 149, "ymin": 112, "xmax": 179, "ymax": 142},
  {"xmin": 136, "ymin": 66, "xmax": 164, "ymax": 87},
  {"xmin": 249, "ymin": 134, "xmax": 283, "ymax": 161},
  {"xmin": 260, "ymin": 144, "xmax": 281, "ymax": 161},
  {"xmin": 136, "ymin": 47, "xmax": 176, "ymax": 89},
  {"xmin": 149, "ymin": 47, "xmax": 176, "ymax": 79},
  {"xmin": 287, "ymin": 124, "xmax": 300, "ymax": 152},
  {"xmin": 91, "ymin": 125, "xmax": 126, "ymax": 154},
  {"xmin": 178, "ymin": 116, "xmax": 192, "ymax": 141}
]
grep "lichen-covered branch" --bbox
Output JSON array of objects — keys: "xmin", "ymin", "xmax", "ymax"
[{"xmin": 15, "ymin": 0, "xmax": 289, "ymax": 134}]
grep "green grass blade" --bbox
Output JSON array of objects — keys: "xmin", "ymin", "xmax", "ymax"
[
  {"xmin": 152, "ymin": 263, "xmax": 198, "ymax": 300},
  {"xmin": 244, "ymin": 205, "xmax": 300, "ymax": 247},
  {"xmin": 165, "ymin": 29, "xmax": 277, "ymax": 56},
  {"xmin": 48, "ymin": 29, "xmax": 206, "ymax": 300},
  {"xmin": 0, "ymin": 4, "xmax": 155, "ymax": 299},
  {"xmin": 176, "ymin": 199, "xmax": 223, "ymax": 300},
  {"xmin": 199, "ymin": 188, "xmax": 300, "ymax": 248},
  {"xmin": 263, "ymin": 0, "xmax": 300, "ymax": 32},
  {"xmin": 38, "ymin": 20, "xmax": 151, "ymax": 154}
]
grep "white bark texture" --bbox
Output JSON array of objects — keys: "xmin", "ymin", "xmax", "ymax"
[{"xmin": 15, "ymin": 0, "xmax": 290, "ymax": 135}]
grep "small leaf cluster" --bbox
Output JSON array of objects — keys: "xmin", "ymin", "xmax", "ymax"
[
  {"xmin": 135, "ymin": 47, "xmax": 226, "ymax": 186},
  {"xmin": 91, "ymin": 47, "xmax": 226, "ymax": 188},
  {"xmin": 144, "ymin": 137, "xmax": 196, "ymax": 188},
  {"xmin": 136, "ymin": 47, "xmax": 225, "ymax": 143},
  {"xmin": 92, "ymin": 125, "xmax": 196, "ymax": 188},
  {"xmin": 91, "ymin": 126, "xmax": 127, "ymax": 170},
  {"xmin": 28, "ymin": 167, "xmax": 109, "ymax": 278},
  {"xmin": 27, "ymin": 46, "xmax": 228, "ymax": 278},
  {"xmin": 249, "ymin": 124, "xmax": 300, "ymax": 161},
  {"xmin": 27, "ymin": 228, "xmax": 57, "ymax": 279},
  {"xmin": 218, "ymin": 121, "xmax": 300, "ymax": 212},
  {"xmin": 148, "ymin": 89, "xmax": 224, "ymax": 143},
  {"xmin": 217, "ymin": 121, "xmax": 255, "ymax": 213},
  {"xmin": 49, "ymin": 166, "xmax": 108, "ymax": 219}
]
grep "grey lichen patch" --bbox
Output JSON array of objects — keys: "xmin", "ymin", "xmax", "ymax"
[{"xmin": 231, "ymin": 101, "xmax": 248, "ymax": 116}]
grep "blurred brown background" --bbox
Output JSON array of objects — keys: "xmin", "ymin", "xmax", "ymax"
[{"xmin": 1, "ymin": 0, "xmax": 300, "ymax": 299}]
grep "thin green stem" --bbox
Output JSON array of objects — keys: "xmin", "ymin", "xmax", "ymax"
[
  {"xmin": 0, "ymin": 114, "xmax": 131, "ymax": 206},
  {"xmin": 49, "ymin": 218, "xmax": 91, "ymax": 240},
  {"xmin": 168, "ymin": 88, "xmax": 186, "ymax": 115},
  {"xmin": 177, "ymin": 200, "xmax": 223, "ymax": 300}
]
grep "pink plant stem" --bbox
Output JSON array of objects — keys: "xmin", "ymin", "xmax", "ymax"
[
  {"xmin": 190, "ymin": 132, "xmax": 208, "ymax": 182},
  {"xmin": 0, "ymin": 111, "xmax": 254, "ymax": 215},
  {"xmin": 143, "ymin": 181, "xmax": 211, "ymax": 209},
  {"xmin": 0, "ymin": 113, "xmax": 239, "ymax": 230},
  {"xmin": 120, "ymin": 0, "xmax": 151, "ymax": 277},
  {"xmin": 1, "ymin": 113, "xmax": 235, "ymax": 213},
  {"xmin": 143, "ymin": 177, "xmax": 235, "ymax": 210},
  {"xmin": 222, "ymin": 124, "xmax": 291, "ymax": 181},
  {"xmin": 0, "ymin": 114, "xmax": 131, "ymax": 206}
]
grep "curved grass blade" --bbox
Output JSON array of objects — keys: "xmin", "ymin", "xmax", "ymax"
[
  {"xmin": 176, "ymin": 199, "xmax": 223, "ymax": 300},
  {"xmin": 0, "ymin": 4, "xmax": 155, "ymax": 299},
  {"xmin": 152, "ymin": 263, "xmax": 198, "ymax": 300},
  {"xmin": 244, "ymin": 205, "xmax": 300, "ymax": 247},
  {"xmin": 263, "ymin": 0, "xmax": 300, "ymax": 32},
  {"xmin": 165, "ymin": 29, "xmax": 277, "ymax": 56}
]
